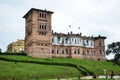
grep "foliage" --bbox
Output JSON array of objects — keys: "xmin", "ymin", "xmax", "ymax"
[
  {"xmin": 0, "ymin": 52, "xmax": 27, "ymax": 55},
  {"xmin": 0, "ymin": 55, "xmax": 120, "ymax": 75},
  {"xmin": 0, "ymin": 60, "xmax": 80, "ymax": 80},
  {"xmin": 106, "ymin": 42, "xmax": 120, "ymax": 65},
  {"xmin": 106, "ymin": 42, "xmax": 120, "ymax": 55},
  {"xmin": 0, "ymin": 48, "xmax": 1, "ymax": 53},
  {"xmin": 0, "ymin": 56, "xmax": 92, "ymax": 76}
]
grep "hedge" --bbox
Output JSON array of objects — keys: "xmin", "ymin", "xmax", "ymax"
[
  {"xmin": 0, "ymin": 52, "xmax": 27, "ymax": 56},
  {"xmin": 0, "ymin": 57, "xmax": 94, "ymax": 76}
]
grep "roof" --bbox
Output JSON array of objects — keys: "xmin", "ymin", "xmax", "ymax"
[
  {"xmin": 93, "ymin": 35, "xmax": 106, "ymax": 40},
  {"xmin": 52, "ymin": 32, "xmax": 93, "ymax": 40},
  {"xmin": 23, "ymin": 8, "xmax": 54, "ymax": 18}
]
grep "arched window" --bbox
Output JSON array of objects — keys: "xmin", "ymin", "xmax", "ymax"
[
  {"xmin": 52, "ymin": 49, "xmax": 54, "ymax": 54},
  {"xmin": 57, "ymin": 48, "xmax": 59, "ymax": 54},
  {"xmin": 66, "ymin": 49, "xmax": 68, "ymax": 54}
]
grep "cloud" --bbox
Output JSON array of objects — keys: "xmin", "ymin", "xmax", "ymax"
[{"xmin": 0, "ymin": 0, "xmax": 120, "ymax": 55}]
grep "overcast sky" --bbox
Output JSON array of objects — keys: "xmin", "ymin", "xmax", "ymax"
[{"xmin": 0, "ymin": 0, "xmax": 120, "ymax": 59}]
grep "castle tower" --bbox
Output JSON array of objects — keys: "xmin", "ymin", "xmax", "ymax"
[
  {"xmin": 94, "ymin": 35, "xmax": 106, "ymax": 60},
  {"xmin": 23, "ymin": 8, "xmax": 54, "ymax": 58}
]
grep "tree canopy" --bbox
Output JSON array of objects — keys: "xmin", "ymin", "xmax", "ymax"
[{"xmin": 106, "ymin": 42, "xmax": 120, "ymax": 65}]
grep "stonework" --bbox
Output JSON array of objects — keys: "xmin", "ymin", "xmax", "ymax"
[{"xmin": 23, "ymin": 8, "xmax": 106, "ymax": 61}]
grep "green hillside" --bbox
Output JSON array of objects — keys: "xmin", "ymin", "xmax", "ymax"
[{"xmin": 0, "ymin": 54, "xmax": 120, "ymax": 80}]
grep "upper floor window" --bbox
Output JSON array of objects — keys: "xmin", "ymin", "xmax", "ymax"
[
  {"xmin": 40, "ymin": 12, "xmax": 46, "ymax": 18},
  {"xmin": 87, "ymin": 40, "xmax": 89, "ymax": 46},
  {"xmin": 99, "ymin": 40, "xmax": 104, "ymax": 46},
  {"xmin": 99, "ymin": 50, "xmax": 103, "ymax": 55},
  {"xmin": 91, "ymin": 41, "xmax": 93, "ymax": 46},
  {"xmin": 52, "ymin": 37, "xmax": 54, "ymax": 43},
  {"xmin": 39, "ymin": 23, "xmax": 46, "ymax": 30}
]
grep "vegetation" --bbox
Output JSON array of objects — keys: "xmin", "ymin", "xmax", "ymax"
[
  {"xmin": 0, "ymin": 60, "xmax": 80, "ymax": 80},
  {"xmin": 0, "ymin": 54, "xmax": 120, "ymax": 80},
  {"xmin": 106, "ymin": 41, "xmax": 120, "ymax": 65}
]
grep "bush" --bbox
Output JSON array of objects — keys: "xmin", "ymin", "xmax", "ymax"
[{"xmin": 0, "ymin": 52, "xmax": 27, "ymax": 56}]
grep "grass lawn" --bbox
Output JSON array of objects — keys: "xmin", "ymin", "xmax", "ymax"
[
  {"xmin": 0, "ymin": 60, "xmax": 80, "ymax": 80},
  {"xmin": 0, "ymin": 55, "xmax": 120, "ymax": 75},
  {"xmin": 0, "ymin": 54, "xmax": 120, "ymax": 80}
]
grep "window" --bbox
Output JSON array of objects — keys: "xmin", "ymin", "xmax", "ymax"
[
  {"xmin": 74, "ymin": 48, "xmax": 76, "ymax": 54},
  {"xmin": 65, "ymin": 38, "xmax": 68, "ymax": 44},
  {"xmin": 52, "ymin": 37, "xmax": 54, "ymax": 42},
  {"xmin": 62, "ymin": 49, "xmax": 64, "ymax": 54},
  {"xmin": 83, "ymin": 50, "xmax": 85, "ymax": 55},
  {"xmin": 94, "ymin": 51, "xmax": 96, "ymax": 56},
  {"xmin": 52, "ymin": 49, "xmax": 54, "ymax": 54},
  {"xmin": 99, "ymin": 50, "xmax": 102, "ymax": 55},
  {"xmin": 45, "ymin": 44, "xmax": 47, "ymax": 46},
  {"xmin": 39, "ymin": 23, "xmax": 46, "ymax": 30},
  {"xmin": 57, "ymin": 48, "xmax": 59, "ymax": 54},
  {"xmin": 78, "ymin": 49, "xmax": 80, "ymax": 54},
  {"xmin": 87, "ymin": 50, "xmax": 89, "ymax": 55},
  {"xmin": 39, "ymin": 31, "xmax": 47, "ymax": 35},
  {"xmin": 75, "ymin": 38, "xmax": 76, "ymax": 44},
  {"xmin": 87, "ymin": 40, "xmax": 89, "ymax": 46},
  {"xmin": 66, "ymin": 49, "xmax": 68, "ymax": 54},
  {"xmin": 91, "ymin": 51, "xmax": 93, "ymax": 56},
  {"xmin": 40, "ymin": 12, "xmax": 46, "ymax": 18}
]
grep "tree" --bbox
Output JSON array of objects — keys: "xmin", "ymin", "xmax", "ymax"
[
  {"xmin": 106, "ymin": 42, "xmax": 120, "ymax": 65},
  {"xmin": 0, "ymin": 48, "xmax": 1, "ymax": 53}
]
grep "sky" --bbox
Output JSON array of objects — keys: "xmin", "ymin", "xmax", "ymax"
[{"xmin": 0, "ymin": 0, "xmax": 120, "ymax": 59}]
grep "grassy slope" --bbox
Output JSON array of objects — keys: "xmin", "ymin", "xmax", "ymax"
[
  {"xmin": 0, "ymin": 55, "xmax": 120, "ymax": 75},
  {"xmin": 0, "ymin": 55, "xmax": 120, "ymax": 80},
  {"xmin": 0, "ymin": 60, "xmax": 80, "ymax": 80}
]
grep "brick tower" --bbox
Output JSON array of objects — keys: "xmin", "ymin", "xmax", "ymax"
[{"xmin": 23, "ymin": 8, "xmax": 54, "ymax": 58}]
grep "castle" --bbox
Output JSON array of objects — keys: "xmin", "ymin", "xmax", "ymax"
[{"xmin": 23, "ymin": 8, "xmax": 106, "ymax": 61}]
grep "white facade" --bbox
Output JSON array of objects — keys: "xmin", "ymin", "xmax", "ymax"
[{"xmin": 52, "ymin": 35, "xmax": 94, "ymax": 48}]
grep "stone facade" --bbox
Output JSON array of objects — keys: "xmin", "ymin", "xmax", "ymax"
[{"xmin": 23, "ymin": 8, "xmax": 106, "ymax": 60}]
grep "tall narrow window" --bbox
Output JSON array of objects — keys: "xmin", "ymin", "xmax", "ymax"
[
  {"xmin": 94, "ymin": 51, "xmax": 96, "ymax": 56},
  {"xmin": 83, "ymin": 50, "xmax": 85, "ymax": 55},
  {"xmin": 57, "ymin": 48, "xmax": 59, "ymax": 54},
  {"xmin": 39, "ymin": 23, "xmax": 46, "ymax": 30},
  {"xmin": 66, "ymin": 49, "xmax": 68, "ymax": 54},
  {"xmin": 52, "ymin": 49, "xmax": 54, "ymax": 54},
  {"xmin": 62, "ymin": 49, "xmax": 64, "ymax": 54},
  {"xmin": 52, "ymin": 37, "xmax": 54, "ymax": 42},
  {"xmin": 78, "ymin": 49, "xmax": 80, "ymax": 54},
  {"xmin": 74, "ymin": 48, "xmax": 76, "ymax": 54},
  {"xmin": 87, "ymin": 50, "xmax": 89, "ymax": 55},
  {"xmin": 40, "ymin": 12, "xmax": 46, "ymax": 18},
  {"xmin": 87, "ymin": 40, "xmax": 89, "ymax": 46},
  {"xmin": 99, "ymin": 50, "xmax": 102, "ymax": 55}
]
